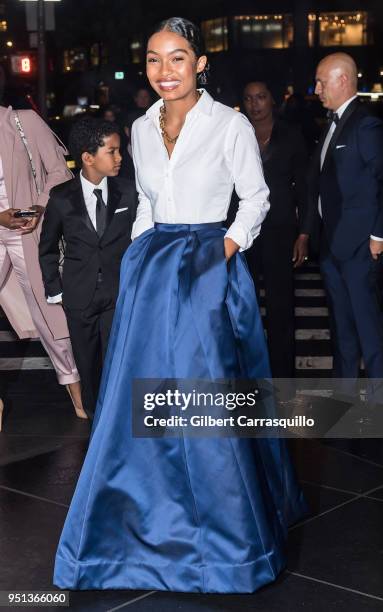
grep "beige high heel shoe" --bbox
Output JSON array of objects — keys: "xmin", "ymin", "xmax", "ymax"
[
  {"xmin": 66, "ymin": 384, "xmax": 88, "ymax": 420},
  {"xmin": 0, "ymin": 398, "xmax": 4, "ymax": 432}
]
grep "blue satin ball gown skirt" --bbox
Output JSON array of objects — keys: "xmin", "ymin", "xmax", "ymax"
[{"xmin": 54, "ymin": 222, "xmax": 307, "ymax": 593}]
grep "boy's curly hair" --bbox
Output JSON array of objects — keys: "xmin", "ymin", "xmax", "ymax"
[{"xmin": 69, "ymin": 117, "xmax": 120, "ymax": 166}]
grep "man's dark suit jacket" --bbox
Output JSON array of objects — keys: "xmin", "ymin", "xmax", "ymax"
[
  {"xmin": 307, "ymin": 98, "xmax": 383, "ymax": 260},
  {"xmin": 39, "ymin": 175, "xmax": 137, "ymax": 310}
]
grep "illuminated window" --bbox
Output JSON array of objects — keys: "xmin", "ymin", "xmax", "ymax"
[
  {"xmin": 90, "ymin": 43, "xmax": 100, "ymax": 67},
  {"xmin": 0, "ymin": 20, "xmax": 7, "ymax": 32},
  {"xmin": 233, "ymin": 15, "xmax": 293, "ymax": 49},
  {"xmin": 308, "ymin": 12, "xmax": 369, "ymax": 47},
  {"xmin": 130, "ymin": 41, "xmax": 142, "ymax": 64},
  {"xmin": 201, "ymin": 18, "xmax": 228, "ymax": 53},
  {"xmin": 63, "ymin": 48, "xmax": 88, "ymax": 72}
]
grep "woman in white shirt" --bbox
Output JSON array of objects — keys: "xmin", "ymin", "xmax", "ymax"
[{"xmin": 54, "ymin": 17, "xmax": 307, "ymax": 594}]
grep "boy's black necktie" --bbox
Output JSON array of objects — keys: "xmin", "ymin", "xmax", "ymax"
[{"xmin": 94, "ymin": 189, "xmax": 107, "ymax": 237}]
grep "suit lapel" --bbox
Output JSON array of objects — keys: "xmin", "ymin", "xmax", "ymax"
[
  {"xmin": 321, "ymin": 98, "xmax": 359, "ymax": 172},
  {"xmin": 69, "ymin": 175, "xmax": 98, "ymax": 240},
  {"xmin": 100, "ymin": 178, "xmax": 122, "ymax": 243},
  {"xmin": 106, "ymin": 177, "xmax": 122, "ymax": 225},
  {"xmin": 311, "ymin": 122, "xmax": 329, "ymax": 182}
]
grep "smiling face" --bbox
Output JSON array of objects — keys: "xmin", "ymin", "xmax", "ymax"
[
  {"xmin": 243, "ymin": 82, "xmax": 274, "ymax": 124},
  {"xmin": 146, "ymin": 30, "xmax": 207, "ymax": 101}
]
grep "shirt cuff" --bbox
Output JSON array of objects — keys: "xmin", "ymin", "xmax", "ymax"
[
  {"xmin": 47, "ymin": 293, "xmax": 62, "ymax": 304},
  {"xmin": 224, "ymin": 223, "xmax": 253, "ymax": 252},
  {"xmin": 371, "ymin": 235, "xmax": 383, "ymax": 242},
  {"xmin": 131, "ymin": 219, "xmax": 154, "ymax": 240}
]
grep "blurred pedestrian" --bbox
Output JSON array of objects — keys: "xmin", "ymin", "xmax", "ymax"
[
  {"xmin": 102, "ymin": 104, "xmax": 133, "ymax": 179},
  {"xmin": 124, "ymin": 87, "xmax": 153, "ymax": 162},
  {"xmin": 125, "ymin": 87, "xmax": 153, "ymax": 129},
  {"xmin": 102, "ymin": 105, "xmax": 119, "ymax": 123},
  {"xmin": 281, "ymin": 92, "xmax": 321, "ymax": 154},
  {"xmin": 243, "ymin": 81, "xmax": 310, "ymax": 378}
]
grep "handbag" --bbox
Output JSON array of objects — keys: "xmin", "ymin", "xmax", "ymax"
[{"xmin": 13, "ymin": 111, "xmax": 66, "ymax": 273}]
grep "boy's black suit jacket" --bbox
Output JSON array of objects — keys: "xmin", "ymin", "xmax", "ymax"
[{"xmin": 39, "ymin": 175, "xmax": 137, "ymax": 309}]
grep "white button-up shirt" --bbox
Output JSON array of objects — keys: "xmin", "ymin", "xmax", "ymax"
[
  {"xmin": 320, "ymin": 95, "xmax": 358, "ymax": 171},
  {"xmin": 130, "ymin": 89, "xmax": 270, "ymax": 251},
  {"xmin": 80, "ymin": 171, "xmax": 108, "ymax": 231}
]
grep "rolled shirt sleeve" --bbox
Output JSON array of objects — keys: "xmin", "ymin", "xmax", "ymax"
[
  {"xmin": 131, "ymin": 121, "xmax": 154, "ymax": 240},
  {"xmin": 224, "ymin": 113, "xmax": 270, "ymax": 251}
]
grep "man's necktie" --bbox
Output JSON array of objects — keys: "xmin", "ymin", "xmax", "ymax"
[
  {"xmin": 94, "ymin": 188, "xmax": 107, "ymax": 237},
  {"xmin": 327, "ymin": 110, "xmax": 339, "ymax": 125}
]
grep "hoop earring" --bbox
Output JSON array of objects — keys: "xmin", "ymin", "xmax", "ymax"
[{"xmin": 198, "ymin": 71, "xmax": 207, "ymax": 85}]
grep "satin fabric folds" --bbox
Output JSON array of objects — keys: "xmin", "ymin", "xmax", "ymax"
[{"xmin": 54, "ymin": 222, "xmax": 307, "ymax": 593}]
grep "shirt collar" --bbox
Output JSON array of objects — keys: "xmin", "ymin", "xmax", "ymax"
[
  {"xmin": 335, "ymin": 94, "xmax": 358, "ymax": 119},
  {"xmin": 80, "ymin": 171, "xmax": 108, "ymax": 200},
  {"xmin": 144, "ymin": 88, "xmax": 214, "ymax": 123}
]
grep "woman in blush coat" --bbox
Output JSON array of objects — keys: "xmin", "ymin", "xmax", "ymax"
[{"xmin": 0, "ymin": 105, "xmax": 87, "ymax": 426}]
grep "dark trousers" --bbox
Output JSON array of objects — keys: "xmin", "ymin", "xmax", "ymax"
[
  {"xmin": 246, "ymin": 226, "xmax": 296, "ymax": 378},
  {"xmin": 320, "ymin": 237, "xmax": 383, "ymax": 378},
  {"xmin": 65, "ymin": 280, "xmax": 115, "ymax": 418}
]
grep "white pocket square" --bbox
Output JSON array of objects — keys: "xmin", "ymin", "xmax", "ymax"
[
  {"xmin": 336, "ymin": 144, "xmax": 346, "ymax": 149},
  {"xmin": 115, "ymin": 207, "xmax": 129, "ymax": 213}
]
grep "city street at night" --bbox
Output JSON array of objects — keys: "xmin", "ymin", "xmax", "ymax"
[{"xmin": 0, "ymin": 1, "xmax": 383, "ymax": 610}]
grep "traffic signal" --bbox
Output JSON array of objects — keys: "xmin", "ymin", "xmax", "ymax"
[
  {"xmin": 21, "ymin": 56, "xmax": 31, "ymax": 73},
  {"xmin": 10, "ymin": 53, "xmax": 36, "ymax": 76}
]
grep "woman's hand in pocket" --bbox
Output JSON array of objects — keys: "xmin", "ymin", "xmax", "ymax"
[
  {"xmin": 370, "ymin": 238, "xmax": 383, "ymax": 260},
  {"xmin": 224, "ymin": 237, "xmax": 240, "ymax": 262}
]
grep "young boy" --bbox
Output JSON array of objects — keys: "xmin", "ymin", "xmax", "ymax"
[{"xmin": 39, "ymin": 118, "xmax": 137, "ymax": 418}]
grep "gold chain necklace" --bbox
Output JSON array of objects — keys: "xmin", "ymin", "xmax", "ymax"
[{"xmin": 159, "ymin": 90, "xmax": 202, "ymax": 144}]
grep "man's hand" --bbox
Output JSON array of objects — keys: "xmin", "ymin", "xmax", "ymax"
[
  {"xmin": 293, "ymin": 233, "xmax": 309, "ymax": 268},
  {"xmin": 370, "ymin": 238, "xmax": 383, "ymax": 260},
  {"xmin": 20, "ymin": 205, "xmax": 44, "ymax": 235},
  {"xmin": 0, "ymin": 208, "xmax": 28, "ymax": 230},
  {"xmin": 224, "ymin": 237, "xmax": 240, "ymax": 262}
]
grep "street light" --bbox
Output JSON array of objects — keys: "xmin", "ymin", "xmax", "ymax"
[{"xmin": 19, "ymin": 0, "xmax": 61, "ymax": 118}]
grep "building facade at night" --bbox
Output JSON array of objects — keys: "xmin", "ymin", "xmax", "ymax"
[{"xmin": 1, "ymin": 0, "xmax": 382, "ymax": 111}]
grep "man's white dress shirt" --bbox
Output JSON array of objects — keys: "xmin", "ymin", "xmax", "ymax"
[
  {"xmin": 47, "ymin": 173, "xmax": 108, "ymax": 303},
  {"xmin": 130, "ymin": 89, "xmax": 270, "ymax": 251}
]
